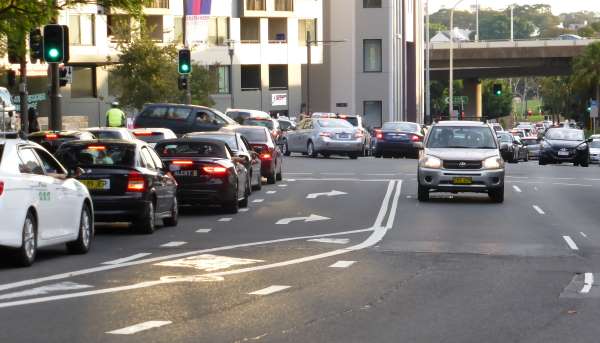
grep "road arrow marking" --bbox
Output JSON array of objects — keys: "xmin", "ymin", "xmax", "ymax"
[
  {"xmin": 102, "ymin": 253, "xmax": 152, "ymax": 265},
  {"xmin": 107, "ymin": 321, "xmax": 172, "ymax": 335},
  {"xmin": 306, "ymin": 190, "xmax": 347, "ymax": 199},
  {"xmin": 0, "ymin": 282, "xmax": 93, "ymax": 301},
  {"xmin": 276, "ymin": 214, "xmax": 330, "ymax": 225},
  {"xmin": 308, "ymin": 238, "xmax": 349, "ymax": 245}
]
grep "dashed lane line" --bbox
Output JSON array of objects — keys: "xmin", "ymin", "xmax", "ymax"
[
  {"xmin": 580, "ymin": 232, "xmax": 588, "ymax": 238},
  {"xmin": 562, "ymin": 236, "xmax": 579, "ymax": 251},
  {"xmin": 329, "ymin": 261, "xmax": 356, "ymax": 268},
  {"xmin": 102, "ymin": 253, "xmax": 152, "ymax": 265},
  {"xmin": 160, "ymin": 242, "xmax": 187, "ymax": 248},
  {"xmin": 512, "ymin": 185, "xmax": 522, "ymax": 193},
  {"xmin": 252, "ymin": 199, "xmax": 264, "ymax": 203},
  {"xmin": 195, "ymin": 229, "xmax": 212, "ymax": 233},
  {"xmin": 533, "ymin": 205, "xmax": 545, "ymax": 215},
  {"xmin": 581, "ymin": 273, "xmax": 594, "ymax": 294},
  {"xmin": 218, "ymin": 217, "xmax": 232, "ymax": 222},
  {"xmin": 107, "ymin": 321, "xmax": 172, "ymax": 335},
  {"xmin": 248, "ymin": 285, "xmax": 291, "ymax": 296},
  {"xmin": 266, "ymin": 191, "xmax": 277, "ymax": 194}
]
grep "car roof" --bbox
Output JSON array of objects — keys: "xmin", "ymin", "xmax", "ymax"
[
  {"xmin": 29, "ymin": 130, "xmax": 85, "ymax": 137},
  {"xmin": 131, "ymin": 127, "xmax": 175, "ymax": 133},
  {"xmin": 57, "ymin": 139, "xmax": 142, "ymax": 147},
  {"xmin": 143, "ymin": 103, "xmax": 212, "ymax": 110},
  {"xmin": 434, "ymin": 121, "xmax": 488, "ymax": 127},
  {"xmin": 155, "ymin": 137, "xmax": 228, "ymax": 146},
  {"xmin": 225, "ymin": 125, "xmax": 268, "ymax": 131},
  {"xmin": 82, "ymin": 127, "xmax": 127, "ymax": 131},
  {"xmin": 187, "ymin": 131, "xmax": 237, "ymax": 137}
]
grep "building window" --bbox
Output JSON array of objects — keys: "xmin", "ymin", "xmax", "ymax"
[
  {"xmin": 269, "ymin": 65, "xmax": 288, "ymax": 90},
  {"xmin": 246, "ymin": 0, "xmax": 266, "ymax": 11},
  {"xmin": 275, "ymin": 0, "xmax": 293, "ymax": 11},
  {"xmin": 69, "ymin": 14, "xmax": 95, "ymax": 46},
  {"xmin": 268, "ymin": 18, "xmax": 287, "ymax": 43},
  {"xmin": 363, "ymin": 101, "xmax": 382, "ymax": 128},
  {"xmin": 363, "ymin": 0, "xmax": 382, "ymax": 8},
  {"xmin": 363, "ymin": 39, "xmax": 382, "ymax": 72},
  {"xmin": 210, "ymin": 65, "xmax": 231, "ymax": 94},
  {"xmin": 107, "ymin": 15, "xmax": 131, "ymax": 42},
  {"xmin": 208, "ymin": 17, "xmax": 229, "ymax": 46},
  {"xmin": 71, "ymin": 67, "xmax": 96, "ymax": 98},
  {"xmin": 241, "ymin": 18, "xmax": 260, "ymax": 43},
  {"xmin": 173, "ymin": 16, "xmax": 183, "ymax": 43},
  {"xmin": 144, "ymin": 15, "xmax": 164, "ymax": 42},
  {"xmin": 298, "ymin": 19, "xmax": 317, "ymax": 46},
  {"xmin": 241, "ymin": 65, "xmax": 261, "ymax": 91},
  {"xmin": 147, "ymin": 0, "xmax": 169, "ymax": 8}
]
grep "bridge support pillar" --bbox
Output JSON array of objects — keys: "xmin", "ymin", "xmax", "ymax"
[{"xmin": 464, "ymin": 78, "xmax": 483, "ymax": 118}]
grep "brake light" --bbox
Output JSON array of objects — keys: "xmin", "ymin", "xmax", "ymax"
[
  {"xmin": 45, "ymin": 133, "xmax": 58, "ymax": 140},
  {"xmin": 375, "ymin": 130, "xmax": 383, "ymax": 139},
  {"xmin": 0, "ymin": 181, "xmax": 4, "ymax": 196},
  {"xmin": 411, "ymin": 135, "xmax": 422, "ymax": 142},
  {"xmin": 127, "ymin": 172, "xmax": 146, "ymax": 192},
  {"xmin": 172, "ymin": 160, "xmax": 194, "ymax": 166},
  {"xmin": 320, "ymin": 132, "xmax": 333, "ymax": 137},
  {"xmin": 87, "ymin": 145, "xmax": 106, "ymax": 151},
  {"xmin": 133, "ymin": 131, "xmax": 153, "ymax": 136},
  {"xmin": 354, "ymin": 132, "xmax": 365, "ymax": 138},
  {"xmin": 339, "ymin": 114, "xmax": 348, "ymax": 119},
  {"xmin": 260, "ymin": 153, "xmax": 272, "ymax": 160},
  {"xmin": 202, "ymin": 166, "xmax": 228, "ymax": 175}
]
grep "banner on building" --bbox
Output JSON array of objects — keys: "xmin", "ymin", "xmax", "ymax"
[
  {"xmin": 185, "ymin": 0, "xmax": 212, "ymax": 46},
  {"xmin": 272, "ymin": 94, "xmax": 288, "ymax": 107}
]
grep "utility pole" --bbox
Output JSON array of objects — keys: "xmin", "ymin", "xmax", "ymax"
[
  {"xmin": 306, "ymin": 31, "xmax": 312, "ymax": 116},
  {"xmin": 19, "ymin": 44, "xmax": 28, "ymax": 134},
  {"xmin": 449, "ymin": 0, "xmax": 465, "ymax": 118},
  {"xmin": 48, "ymin": 1, "xmax": 62, "ymax": 131},
  {"xmin": 510, "ymin": 5, "xmax": 514, "ymax": 41},
  {"xmin": 227, "ymin": 40, "xmax": 235, "ymax": 109},
  {"xmin": 475, "ymin": 0, "xmax": 479, "ymax": 42},
  {"xmin": 425, "ymin": 0, "xmax": 431, "ymax": 124}
]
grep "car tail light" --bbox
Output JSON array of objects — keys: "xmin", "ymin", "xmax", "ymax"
[
  {"xmin": 127, "ymin": 172, "xmax": 146, "ymax": 192},
  {"xmin": 320, "ymin": 132, "xmax": 333, "ymax": 137},
  {"xmin": 260, "ymin": 152, "xmax": 273, "ymax": 160},
  {"xmin": 133, "ymin": 131, "xmax": 153, "ymax": 136},
  {"xmin": 375, "ymin": 130, "xmax": 383, "ymax": 139},
  {"xmin": 354, "ymin": 132, "xmax": 365, "ymax": 138},
  {"xmin": 87, "ymin": 145, "xmax": 106, "ymax": 151},
  {"xmin": 411, "ymin": 135, "xmax": 422, "ymax": 142},
  {"xmin": 45, "ymin": 133, "xmax": 59, "ymax": 140},
  {"xmin": 0, "ymin": 181, "xmax": 4, "ymax": 196},
  {"xmin": 202, "ymin": 166, "xmax": 228, "ymax": 175},
  {"xmin": 172, "ymin": 160, "xmax": 194, "ymax": 166}
]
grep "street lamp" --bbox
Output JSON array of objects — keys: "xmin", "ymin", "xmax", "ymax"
[
  {"xmin": 226, "ymin": 40, "xmax": 236, "ymax": 109},
  {"xmin": 449, "ymin": 0, "xmax": 466, "ymax": 118}
]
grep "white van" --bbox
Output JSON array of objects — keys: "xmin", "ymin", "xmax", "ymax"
[{"xmin": 0, "ymin": 87, "xmax": 16, "ymax": 131}]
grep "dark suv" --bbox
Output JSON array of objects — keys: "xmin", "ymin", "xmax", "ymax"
[{"xmin": 133, "ymin": 103, "xmax": 236, "ymax": 135}]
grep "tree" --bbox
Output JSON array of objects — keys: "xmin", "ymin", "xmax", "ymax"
[
  {"xmin": 428, "ymin": 22, "xmax": 447, "ymax": 39},
  {"xmin": 482, "ymin": 80, "xmax": 512, "ymax": 119},
  {"xmin": 573, "ymin": 42, "xmax": 600, "ymax": 114}
]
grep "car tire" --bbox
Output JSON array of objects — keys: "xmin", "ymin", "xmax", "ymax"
[
  {"xmin": 322, "ymin": 153, "xmax": 331, "ymax": 158},
  {"xmin": 15, "ymin": 211, "xmax": 37, "ymax": 267},
  {"xmin": 282, "ymin": 140, "xmax": 291, "ymax": 156},
  {"xmin": 581, "ymin": 159, "xmax": 589, "ymax": 167},
  {"xmin": 276, "ymin": 166, "xmax": 283, "ymax": 181},
  {"xmin": 307, "ymin": 141, "xmax": 318, "ymax": 158},
  {"xmin": 489, "ymin": 188, "xmax": 504, "ymax": 203},
  {"xmin": 539, "ymin": 158, "xmax": 546, "ymax": 166},
  {"xmin": 163, "ymin": 197, "xmax": 179, "ymax": 227},
  {"xmin": 349, "ymin": 154, "xmax": 359, "ymax": 160},
  {"xmin": 524, "ymin": 153, "xmax": 529, "ymax": 162},
  {"xmin": 67, "ymin": 203, "xmax": 93, "ymax": 254},
  {"xmin": 267, "ymin": 168, "xmax": 276, "ymax": 184},
  {"xmin": 374, "ymin": 151, "xmax": 382, "ymax": 158},
  {"xmin": 417, "ymin": 184, "xmax": 429, "ymax": 202},
  {"xmin": 224, "ymin": 190, "xmax": 239, "ymax": 214},
  {"xmin": 134, "ymin": 201, "xmax": 156, "ymax": 234}
]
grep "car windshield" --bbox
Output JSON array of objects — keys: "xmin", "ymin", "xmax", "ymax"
[
  {"xmin": 427, "ymin": 126, "xmax": 497, "ymax": 149},
  {"xmin": 521, "ymin": 138, "xmax": 539, "ymax": 145},
  {"xmin": 191, "ymin": 135, "xmax": 238, "ymax": 150},
  {"xmin": 244, "ymin": 119, "xmax": 274, "ymax": 130},
  {"xmin": 156, "ymin": 142, "xmax": 227, "ymax": 158},
  {"xmin": 498, "ymin": 134, "xmax": 513, "ymax": 143},
  {"xmin": 0, "ymin": 89, "xmax": 11, "ymax": 105},
  {"xmin": 382, "ymin": 122, "xmax": 419, "ymax": 132},
  {"xmin": 88, "ymin": 130, "xmax": 123, "ymax": 140},
  {"xmin": 236, "ymin": 128, "xmax": 268, "ymax": 143},
  {"xmin": 317, "ymin": 119, "xmax": 353, "ymax": 128},
  {"xmin": 56, "ymin": 144, "xmax": 136, "ymax": 168},
  {"xmin": 590, "ymin": 141, "xmax": 600, "ymax": 148},
  {"xmin": 545, "ymin": 129, "xmax": 584, "ymax": 141}
]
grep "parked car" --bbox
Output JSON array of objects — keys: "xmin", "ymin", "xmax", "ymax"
[
  {"xmin": 521, "ymin": 136, "xmax": 541, "ymax": 159},
  {"xmin": 539, "ymin": 128, "xmax": 590, "ymax": 167},
  {"xmin": 282, "ymin": 117, "xmax": 363, "ymax": 159},
  {"xmin": 0, "ymin": 87, "xmax": 16, "ymax": 131},
  {"xmin": 55, "ymin": 139, "xmax": 178, "ymax": 233},
  {"xmin": 130, "ymin": 128, "xmax": 178, "ymax": 148},
  {"xmin": 82, "ymin": 127, "xmax": 137, "ymax": 141},
  {"xmin": 418, "ymin": 121, "xmax": 505, "ymax": 203},
  {"xmin": 590, "ymin": 139, "xmax": 600, "ymax": 164},
  {"xmin": 490, "ymin": 123, "xmax": 504, "ymax": 133},
  {"xmin": 498, "ymin": 132, "xmax": 528, "ymax": 163},
  {"xmin": 28, "ymin": 130, "xmax": 96, "ymax": 154},
  {"xmin": 133, "ymin": 103, "xmax": 236, "ymax": 135},
  {"xmin": 225, "ymin": 109, "xmax": 271, "ymax": 124},
  {"xmin": 155, "ymin": 138, "xmax": 250, "ymax": 213},
  {"xmin": 0, "ymin": 136, "xmax": 93, "ymax": 266},
  {"xmin": 224, "ymin": 125, "xmax": 283, "ymax": 184},
  {"xmin": 184, "ymin": 131, "xmax": 262, "ymax": 191},
  {"xmin": 372, "ymin": 121, "xmax": 424, "ymax": 158}
]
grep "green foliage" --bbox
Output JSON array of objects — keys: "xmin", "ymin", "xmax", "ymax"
[
  {"xmin": 578, "ymin": 26, "xmax": 596, "ymax": 38},
  {"xmin": 573, "ymin": 42, "xmax": 600, "ymax": 101},
  {"xmin": 428, "ymin": 22, "xmax": 447, "ymax": 39},
  {"xmin": 482, "ymin": 80, "xmax": 512, "ymax": 119}
]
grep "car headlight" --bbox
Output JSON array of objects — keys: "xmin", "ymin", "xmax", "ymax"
[
  {"xmin": 420, "ymin": 155, "xmax": 442, "ymax": 169},
  {"xmin": 482, "ymin": 156, "xmax": 504, "ymax": 170}
]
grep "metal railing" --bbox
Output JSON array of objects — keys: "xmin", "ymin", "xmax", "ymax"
[{"xmin": 430, "ymin": 37, "xmax": 600, "ymax": 49}]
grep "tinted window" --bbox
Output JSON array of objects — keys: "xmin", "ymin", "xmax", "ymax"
[
  {"xmin": 88, "ymin": 130, "xmax": 123, "ymax": 139},
  {"xmin": 56, "ymin": 144, "xmax": 136, "ymax": 168},
  {"xmin": 317, "ymin": 119, "xmax": 353, "ymax": 128},
  {"xmin": 167, "ymin": 107, "xmax": 192, "ymax": 121},
  {"xmin": 190, "ymin": 135, "xmax": 238, "ymax": 150},
  {"xmin": 156, "ymin": 142, "xmax": 227, "ymax": 158},
  {"xmin": 18, "ymin": 148, "xmax": 44, "ymax": 175},
  {"xmin": 236, "ymin": 128, "xmax": 268, "ymax": 142},
  {"xmin": 140, "ymin": 148, "xmax": 157, "ymax": 170},
  {"xmin": 521, "ymin": 138, "xmax": 538, "ymax": 146},
  {"xmin": 279, "ymin": 120, "xmax": 293, "ymax": 130},
  {"xmin": 141, "ymin": 106, "xmax": 168, "ymax": 118},
  {"xmin": 427, "ymin": 126, "xmax": 497, "ymax": 149},
  {"xmin": 244, "ymin": 119, "xmax": 274, "ymax": 130},
  {"xmin": 498, "ymin": 134, "xmax": 513, "ymax": 143},
  {"xmin": 196, "ymin": 111, "xmax": 227, "ymax": 125},
  {"xmin": 148, "ymin": 149, "xmax": 164, "ymax": 169},
  {"xmin": 382, "ymin": 122, "xmax": 419, "ymax": 132},
  {"xmin": 226, "ymin": 111, "xmax": 251, "ymax": 124},
  {"xmin": 340, "ymin": 117, "xmax": 359, "ymax": 126},
  {"xmin": 545, "ymin": 129, "xmax": 584, "ymax": 141}
]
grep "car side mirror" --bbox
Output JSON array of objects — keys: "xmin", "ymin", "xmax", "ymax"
[
  {"xmin": 68, "ymin": 167, "xmax": 85, "ymax": 178},
  {"xmin": 586, "ymin": 138, "xmax": 593, "ymax": 143}
]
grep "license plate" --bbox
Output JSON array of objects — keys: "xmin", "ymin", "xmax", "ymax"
[
  {"xmin": 80, "ymin": 179, "xmax": 110, "ymax": 190},
  {"xmin": 452, "ymin": 177, "xmax": 473, "ymax": 185},
  {"xmin": 558, "ymin": 151, "xmax": 569, "ymax": 156},
  {"xmin": 337, "ymin": 134, "xmax": 350, "ymax": 139},
  {"xmin": 174, "ymin": 170, "xmax": 198, "ymax": 177}
]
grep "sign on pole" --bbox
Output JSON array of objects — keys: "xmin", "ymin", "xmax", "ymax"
[
  {"xmin": 591, "ymin": 100, "xmax": 598, "ymax": 119},
  {"xmin": 444, "ymin": 96, "xmax": 469, "ymax": 105}
]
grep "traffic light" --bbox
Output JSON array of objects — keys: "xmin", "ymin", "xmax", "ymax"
[
  {"xmin": 178, "ymin": 48, "xmax": 191, "ymax": 74},
  {"xmin": 43, "ymin": 24, "xmax": 70, "ymax": 63},
  {"xmin": 178, "ymin": 75, "xmax": 189, "ymax": 90},
  {"xmin": 493, "ymin": 84, "xmax": 502, "ymax": 96},
  {"xmin": 59, "ymin": 66, "xmax": 69, "ymax": 87},
  {"xmin": 29, "ymin": 29, "xmax": 43, "ymax": 64}
]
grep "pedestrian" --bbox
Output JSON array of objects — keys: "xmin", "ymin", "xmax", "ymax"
[
  {"xmin": 106, "ymin": 101, "xmax": 126, "ymax": 128},
  {"xmin": 28, "ymin": 107, "xmax": 40, "ymax": 133}
]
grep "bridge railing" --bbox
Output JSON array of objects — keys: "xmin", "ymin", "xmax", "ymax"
[{"xmin": 430, "ymin": 38, "xmax": 600, "ymax": 49}]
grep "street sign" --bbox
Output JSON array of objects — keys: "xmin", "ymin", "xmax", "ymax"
[
  {"xmin": 591, "ymin": 100, "xmax": 598, "ymax": 119},
  {"xmin": 444, "ymin": 96, "xmax": 469, "ymax": 105}
]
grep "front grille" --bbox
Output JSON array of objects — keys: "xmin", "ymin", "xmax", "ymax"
[{"xmin": 443, "ymin": 160, "xmax": 482, "ymax": 170}]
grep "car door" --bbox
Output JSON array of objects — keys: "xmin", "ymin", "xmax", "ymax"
[
  {"xmin": 140, "ymin": 147, "xmax": 167, "ymax": 213},
  {"xmin": 148, "ymin": 147, "xmax": 177, "ymax": 207},
  {"xmin": 300, "ymin": 119, "xmax": 315, "ymax": 151},
  {"xmin": 165, "ymin": 106, "xmax": 193, "ymax": 135},
  {"xmin": 192, "ymin": 110, "xmax": 227, "ymax": 132}
]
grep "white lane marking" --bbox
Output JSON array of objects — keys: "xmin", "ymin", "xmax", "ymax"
[
  {"xmin": 329, "ymin": 261, "xmax": 356, "ymax": 268},
  {"xmin": 306, "ymin": 190, "xmax": 347, "ymax": 199},
  {"xmin": 248, "ymin": 285, "xmax": 291, "ymax": 296},
  {"xmin": 160, "ymin": 241, "xmax": 187, "ymax": 248},
  {"xmin": 563, "ymin": 236, "xmax": 579, "ymax": 251},
  {"xmin": 286, "ymin": 172, "xmax": 313, "ymax": 175},
  {"xmin": 287, "ymin": 178, "xmax": 392, "ymax": 182},
  {"xmin": 276, "ymin": 214, "xmax": 330, "ymax": 225},
  {"xmin": 252, "ymin": 199, "xmax": 264, "ymax": 203},
  {"xmin": 102, "ymin": 253, "xmax": 152, "ymax": 265},
  {"xmin": 506, "ymin": 176, "xmax": 529, "ymax": 179},
  {"xmin": 365, "ymin": 173, "xmax": 396, "ymax": 176},
  {"xmin": 581, "ymin": 273, "xmax": 594, "ymax": 294},
  {"xmin": 0, "ymin": 282, "xmax": 92, "ymax": 301},
  {"xmin": 552, "ymin": 183, "xmax": 592, "ymax": 187},
  {"xmin": 239, "ymin": 208, "xmax": 249, "ymax": 212},
  {"xmin": 218, "ymin": 217, "xmax": 232, "ymax": 222},
  {"xmin": 196, "ymin": 229, "xmax": 212, "ymax": 233},
  {"xmin": 512, "ymin": 185, "xmax": 522, "ymax": 193},
  {"xmin": 580, "ymin": 232, "xmax": 588, "ymax": 238},
  {"xmin": 277, "ymin": 184, "xmax": 288, "ymax": 187},
  {"xmin": 533, "ymin": 205, "xmax": 545, "ymax": 215},
  {"xmin": 585, "ymin": 178, "xmax": 600, "ymax": 181},
  {"xmin": 321, "ymin": 172, "xmax": 356, "ymax": 176},
  {"xmin": 107, "ymin": 321, "xmax": 172, "ymax": 335},
  {"xmin": 155, "ymin": 254, "xmax": 263, "ymax": 271},
  {"xmin": 308, "ymin": 238, "xmax": 350, "ymax": 245},
  {"xmin": 266, "ymin": 191, "xmax": 277, "ymax": 194}
]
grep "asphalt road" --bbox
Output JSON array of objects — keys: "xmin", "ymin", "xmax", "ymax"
[{"xmin": 1, "ymin": 156, "xmax": 600, "ymax": 342}]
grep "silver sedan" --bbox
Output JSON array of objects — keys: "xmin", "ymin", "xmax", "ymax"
[{"xmin": 282, "ymin": 118, "xmax": 364, "ymax": 159}]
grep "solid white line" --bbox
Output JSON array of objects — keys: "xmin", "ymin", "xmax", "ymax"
[
  {"xmin": 107, "ymin": 321, "xmax": 172, "ymax": 335},
  {"xmin": 0, "ymin": 282, "xmax": 93, "ymax": 300},
  {"xmin": 248, "ymin": 285, "xmax": 291, "ymax": 296},
  {"xmin": 307, "ymin": 238, "xmax": 350, "ymax": 245},
  {"xmin": 160, "ymin": 242, "xmax": 187, "ymax": 248},
  {"xmin": 365, "ymin": 173, "xmax": 396, "ymax": 176},
  {"xmin": 581, "ymin": 273, "xmax": 594, "ymax": 294},
  {"xmin": 533, "ymin": 205, "xmax": 545, "ymax": 215},
  {"xmin": 580, "ymin": 232, "xmax": 588, "ymax": 238},
  {"xmin": 286, "ymin": 172, "xmax": 313, "ymax": 175},
  {"xmin": 512, "ymin": 185, "xmax": 522, "ymax": 193},
  {"xmin": 552, "ymin": 183, "xmax": 592, "ymax": 187},
  {"xmin": 218, "ymin": 217, "xmax": 232, "ymax": 222},
  {"xmin": 239, "ymin": 208, "xmax": 249, "ymax": 212},
  {"xmin": 329, "ymin": 261, "xmax": 356, "ymax": 268},
  {"xmin": 374, "ymin": 181, "xmax": 396, "ymax": 229},
  {"xmin": 195, "ymin": 229, "xmax": 212, "ymax": 233},
  {"xmin": 277, "ymin": 184, "xmax": 288, "ymax": 187},
  {"xmin": 102, "ymin": 253, "xmax": 152, "ymax": 265},
  {"xmin": 321, "ymin": 172, "xmax": 356, "ymax": 175},
  {"xmin": 266, "ymin": 191, "xmax": 277, "ymax": 194},
  {"xmin": 252, "ymin": 199, "xmax": 264, "ymax": 203},
  {"xmin": 563, "ymin": 236, "xmax": 579, "ymax": 251}
]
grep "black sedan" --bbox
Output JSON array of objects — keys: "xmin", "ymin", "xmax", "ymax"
[
  {"xmin": 155, "ymin": 138, "xmax": 250, "ymax": 213},
  {"xmin": 539, "ymin": 128, "xmax": 590, "ymax": 167},
  {"xmin": 55, "ymin": 140, "xmax": 178, "ymax": 234},
  {"xmin": 498, "ymin": 132, "xmax": 528, "ymax": 163},
  {"xmin": 372, "ymin": 121, "xmax": 424, "ymax": 158},
  {"xmin": 29, "ymin": 130, "xmax": 96, "ymax": 154}
]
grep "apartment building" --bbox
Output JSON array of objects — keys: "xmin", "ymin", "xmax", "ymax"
[{"xmin": 312, "ymin": 0, "xmax": 424, "ymax": 128}]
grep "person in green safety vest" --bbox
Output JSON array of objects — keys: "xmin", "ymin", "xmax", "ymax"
[{"xmin": 106, "ymin": 102, "xmax": 126, "ymax": 128}]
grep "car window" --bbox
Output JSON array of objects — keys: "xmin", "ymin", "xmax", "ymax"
[
  {"xmin": 18, "ymin": 148, "xmax": 45, "ymax": 175},
  {"xmin": 142, "ymin": 106, "xmax": 168, "ymax": 118},
  {"xmin": 382, "ymin": 122, "xmax": 419, "ymax": 132},
  {"xmin": 498, "ymin": 134, "xmax": 512, "ymax": 143},
  {"xmin": 427, "ymin": 126, "xmax": 497, "ymax": 149},
  {"xmin": 226, "ymin": 111, "xmax": 251, "ymax": 124},
  {"xmin": 192, "ymin": 134, "xmax": 238, "ymax": 150},
  {"xmin": 240, "ymin": 136, "xmax": 253, "ymax": 152},
  {"xmin": 339, "ymin": 117, "xmax": 359, "ymax": 126},
  {"xmin": 236, "ymin": 128, "xmax": 268, "ymax": 142},
  {"xmin": 35, "ymin": 148, "xmax": 67, "ymax": 175},
  {"xmin": 56, "ymin": 144, "xmax": 136, "ymax": 168},
  {"xmin": 156, "ymin": 142, "xmax": 228, "ymax": 158},
  {"xmin": 140, "ymin": 148, "xmax": 157, "ymax": 170},
  {"xmin": 147, "ymin": 148, "xmax": 164, "ymax": 169},
  {"xmin": 244, "ymin": 119, "xmax": 274, "ymax": 130},
  {"xmin": 590, "ymin": 141, "xmax": 600, "ymax": 148},
  {"xmin": 545, "ymin": 129, "xmax": 584, "ymax": 141},
  {"xmin": 317, "ymin": 119, "xmax": 353, "ymax": 128},
  {"xmin": 279, "ymin": 120, "xmax": 292, "ymax": 131},
  {"xmin": 89, "ymin": 130, "xmax": 123, "ymax": 140},
  {"xmin": 196, "ymin": 111, "xmax": 226, "ymax": 125},
  {"xmin": 167, "ymin": 107, "xmax": 192, "ymax": 121}
]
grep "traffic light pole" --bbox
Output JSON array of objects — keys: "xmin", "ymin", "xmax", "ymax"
[
  {"xmin": 19, "ymin": 54, "xmax": 28, "ymax": 134},
  {"xmin": 185, "ymin": 74, "xmax": 192, "ymax": 105},
  {"xmin": 49, "ymin": 63, "xmax": 62, "ymax": 131}
]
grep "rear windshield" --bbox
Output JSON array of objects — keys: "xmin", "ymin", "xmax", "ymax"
[
  {"xmin": 244, "ymin": 119, "xmax": 273, "ymax": 130},
  {"xmin": 156, "ymin": 142, "xmax": 227, "ymax": 158},
  {"xmin": 382, "ymin": 122, "xmax": 419, "ymax": 132},
  {"xmin": 190, "ymin": 135, "xmax": 238, "ymax": 150},
  {"xmin": 88, "ymin": 130, "xmax": 123, "ymax": 140},
  {"xmin": 340, "ymin": 117, "xmax": 359, "ymax": 126},
  {"xmin": 133, "ymin": 132, "xmax": 166, "ymax": 143},
  {"xmin": 317, "ymin": 119, "xmax": 353, "ymax": 128},
  {"xmin": 236, "ymin": 128, "xmax": 268, "ymax": 142},
  {"xmin": 590, "ymin": 141, "xmax": 600, "ymax": 148},
  {"xmin": 56, "ymin": 144, "xmax": 136, "ymax": 168},
  {"xmin": 427, "ymin": 126, "xmax": 497, "ymax": 149}
]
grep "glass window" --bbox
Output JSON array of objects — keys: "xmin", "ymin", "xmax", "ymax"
[
  {"xmin": 173, "ymin": 16, "xmax": 183, "ymax": 44},
  {"xmin": 196, "ymin": 111, "xmax": 227, "ymax": 125},
  {"xmin": 18, "ymin": 148, "xmax": 44, "ymax": 175},
  {"xmin": 71, "ymin": 67, "xmax": 96, "ymax": 98},
  {"xmin": 363, "ymin": 0, "xmax": 382, "ymax": 8},
  {"xmin": 243, "ymin": 119, "xmax": 274, "ymax": 130},
  {"xmin": 240, "ymin": 18, "xmax": 260, "ymax": 43},
  {"xmin": 236, "ymin": 128, "xmax": 268, "ymax": 142},
  {"xmin": 268, "ymin": 18, "xmax": 287, "ymax": 42},
  {"xmin": 246, "ymin": 0, "xmax": 266, "ymax": 11},
  {"xmin": 269, "ymin": 65, "xmax": 288, "ymax": 90},
  {"xmin": 590, "ymin": 141, "xmax": 600, "ymax": 148},
  {"xmin": 211, "ymin": 66, "xmax": 230, "ymax": 94},
  {"xmin": 317, "ymin": 119, "xmax": 353, "ymax": 128},
  {"xmin": 167, "ymin": 107, "xmax": 192, "ymax": 121},
  {"xmin": 140, "ymin": 148, "xmax": 157, "ymax": 170},
  {"xmin": 298, "ymin": 19, "xmax": 317, "ymax": 46},
  {"xmin": 148, "ymin": 149, "xmax": 164, "ymax": 170},
  {"xmin": 156, "ymin": 142, "xmax": 228, "ymax": 158},
  {"xmin": 275, "ymin": 0, "xmax": 293, "ymax": 11},
  {"xmin": 87, "ymin": 130, "xmax": 123, "ymax": 140},
  {"xmin": 545, "ymin": 129, "xmax": 584, "ymax": 141},
  {"xmin": 241, "ymin": 65, "xmax": 261, "ymax": 90},
  {"xmin": 144, "ymin": 15, "xmax": 164, "ymax": 42},
  {"xmin": 382, "ymin": 122, "xmax": 419, "ymax": 132},
  {"xmin": 69, "ymin": 14, "xmax": 95, "ymax": 46},
  {"xmin": 363, "ymin": 101, "xmax": 382, "ymax": 128},
  {"xmin": 427, "ymin": 126, "xmax": 497, "ymax": 149},
  {"xmin": 195, "ymin": 135, "xmax": 239, "ymax": 150},
  {"xmin": 364, "ymin": 39, "xmax": 382, "ymax": 72},
  {"xmin": 142, "ymin": 106, "xmax": 168, "ymax": 118},
  {"xmin": 208, "ymin": 17, "xmax": 229, "ymax": 46},
  {"xmin": 35, "ymin": 149, "xmax": 67, "ymax": 175}
]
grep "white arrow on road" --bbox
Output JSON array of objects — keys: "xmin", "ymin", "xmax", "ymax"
[
  {"xmin": 276, "ymin": 214, "xmax": 331, "ymax": 225},
  {"xmin": 306, "ymin": 190, "xmax": 347, "ymax": 199}
]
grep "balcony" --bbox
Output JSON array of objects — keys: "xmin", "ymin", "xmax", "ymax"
[
  {"xmin": 274, "ymin": 0, "xmax": 293, "ymax": 11},
  {"xmin": 240, "ymin": 18, "xmax": 260, "ymax": 44}
]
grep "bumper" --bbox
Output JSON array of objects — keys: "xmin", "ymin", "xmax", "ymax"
[
  {"xmin": 314, "ymin": 138, "xmax": 363, "ymax": 153},
  {"xmin": 374, "ymin": 141, "xmax": 419, "ymax": 154},
  {"xmin": 590, "ymin": 154, "xmax": 600, "ymax": 163},
  {"xmin": 92, "ymin": 194, "xmax": 149, "ymax": 222},
  {"xmin": 260, "ymin": 159, "xmax": 275, "ymax": 177},
  {"xmin": 177, "ymin": 185, "xmax": 237, "ymax": 206},
  {"xmin": 540, "ymin": 149, "xmax": 587, "ymax": 163},
  {"xmin": 418, "ymin": 168, "xmax": 504, "ymax": 193}
]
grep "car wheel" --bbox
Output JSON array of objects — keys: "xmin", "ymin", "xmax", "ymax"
[
  {"xmin": 163, "ymin": 197, "xmax": 179, "ymax": 227},
  {"xmin": 282, "ymin": 140, "xmax": 291, "ymax": 156},
  {"xmin": 374, "ymin": 151, "xmax": 382, "ymax": 158},
  {"xmin": 224, "ymin": 190, "xmax": 239, "ymax": 214},
  {"xmin": 322, "ymin": 153, "xmax": 331, "ymax": 158},
  {"xmin": 276, "ymin": 166, "xmax": 283, "ymax": 181},
  {"xmin": 581, "ymin": 159, "xmax": 590, "ymax": 167},
  {"xmin": 349, "ymin": 154, "xmax": 359, "ymax": 160},
  {"xmin": 15, "ymin": 211, "xmax": 37, "ymax": 267},
  {"xmin": 489, "ymin": 188, "xmax": 504, "ymax": 203},
  {"xmin": 267, "ymin": 169, "xmax": 276, "ymax": 184},
  {"xmin": 417, "ymin": 183, "xmax": 429, "ymax": 202},
  {"xmin": 134, "ymin": 201, "xmax": 156, "ymax": 234},
  {"xmin": 67, "ymin": 203, "xmax": 93, "ymax": 254},
  {"xmin": 539, "ymin": 158, "xmax": 546, "ymax": 166},
  {"xmin": 307, "ymin": 141, "xmax": 318, "ymax": 158}
]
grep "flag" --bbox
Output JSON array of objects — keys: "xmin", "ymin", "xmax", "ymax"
[{"xmin": 185, "ymin": 0, "xmax": 212, "ymax": 15}]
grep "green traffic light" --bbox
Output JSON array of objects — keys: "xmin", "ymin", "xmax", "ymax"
[
  {"xmin": 48, "ymin": 48, "xmax": 60, "ymax": 59},
  {"xmin": 181, "ymin": 64, "xmax": 190, "ymax": 72}
]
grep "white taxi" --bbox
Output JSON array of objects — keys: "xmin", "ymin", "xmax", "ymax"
[{"xmin": 0, "ymin": 135, "xmax": 94, "ymax": 266}]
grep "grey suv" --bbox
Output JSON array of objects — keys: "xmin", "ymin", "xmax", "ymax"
[{"xmin": 417, "ymin": 121, "xmax": 505, "ymax": 203}]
